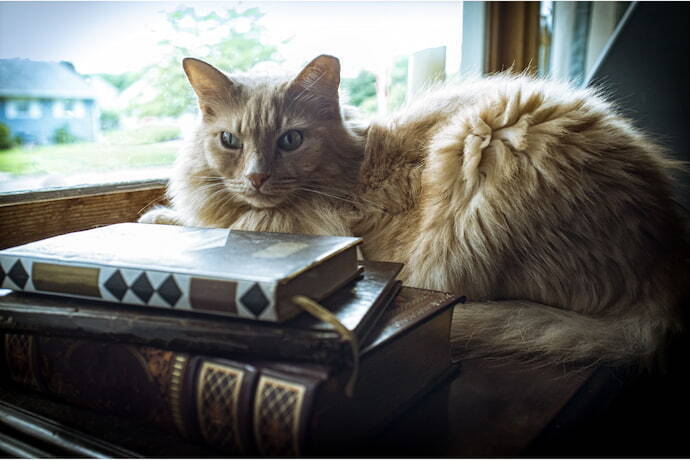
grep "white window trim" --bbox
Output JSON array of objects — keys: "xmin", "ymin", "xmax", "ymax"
[
  {"xmin": 53, "ymin": 99, "xmax": 85, "ymax": 119},
  {"xmin": 5, "ymin": 99, "xmax": 42, "ymax": 120},
  {"xmin": 460, "ymin": 1, "xmax": 487, "ymax": 76}
]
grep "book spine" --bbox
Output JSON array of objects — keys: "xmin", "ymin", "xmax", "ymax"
[
  {"xmin": 1, "ymin": 333, "xmax": 258, "ymax": 455},
  {"xmin": 252, "ymin": 366, "xmax": 322, "ymax": 456},
  {"xmin": 0, "ymin": 255, "xmax": 281, "ymax": 321}
]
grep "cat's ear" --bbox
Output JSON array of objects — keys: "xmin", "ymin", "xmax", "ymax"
[
  {"xmin": 288, "ymin": 55, "xmax": 341, "ymax": 98},
  {"xmin": 182, "ymin": 58, "xmax": 234, "ymax": 116}
]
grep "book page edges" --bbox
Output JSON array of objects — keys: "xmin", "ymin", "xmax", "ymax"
[{"xmin": 274, "ymin": 246, "xmax": 360, "ymax": 322}]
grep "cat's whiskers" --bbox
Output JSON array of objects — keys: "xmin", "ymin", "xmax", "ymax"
[
  {"xmin": 204, "ymin": 187, "xmax": 234, "ymax": 204},
  {"xmin": 302, "ymin": 184, "xmax": 388, "ymax": 212},
  {"xmin": 219, "ymin": 190, "xmax": 241, "ymax": 210},
  {"xmin": 196, "ymin": 176, "xmax": 226, "ymax": 181},
  {"xmin": 197, "ymin": 184, "xmax": 228, "ymax": 198},
  {"xmin": 297, "ymin": 186, "xmax": 388, "ymax": 212}
]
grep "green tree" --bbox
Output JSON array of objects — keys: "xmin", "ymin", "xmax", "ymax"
[
  {"xmin": 130, "ymin": 6, "xmax": 280, "ymax": 118},
  {"xmin": 0, "ymin": 123, "xmax": 14, "ymax": 150},
  {"xmin": 387, "ymin": 56, "xmax": 408, "ymax": 111},
  {"xmin": 341, "ymin": 56, "xmax": 409, "ymax": 116},
  {"xmin": 342, "ymin": 70, "xmax": 377, "ymax": 107},
  {"xmin": 97, "ymin": 71, "xmax": 142, "ymax": 92}
]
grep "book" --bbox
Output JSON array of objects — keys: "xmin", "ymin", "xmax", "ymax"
[
  {"xmin": 0, "ymin": 400, "xmax": 141, "ymax": 458},
  {"xmin": 0, "ymin": 223, "xmax": 361, "ymax": 322},
  {"xmin": 0, "ymin": 261, "xmax": 402, "ymax": 366},
  {"xmin": 0, "ymin": 287, "xmax": 463, "ymax": 456}
]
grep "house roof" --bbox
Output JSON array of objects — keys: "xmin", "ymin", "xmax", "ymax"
[{"xmin": 0, "ymin": 58, "xmax": 95, "ymax": 99}]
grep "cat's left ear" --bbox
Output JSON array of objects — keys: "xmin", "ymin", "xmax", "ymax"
[
  {"xmin": 288, "ymin": 55, "xmax": 341, "ymax": 98},
  {"xmin": 183, "ymin": 57, "xmax": 234, "ymax": 97},
  {"xmin": 183, "ymin": 57, "xmax": 235, "ymax": 117}
]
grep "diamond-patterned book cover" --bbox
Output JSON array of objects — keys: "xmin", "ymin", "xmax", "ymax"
[
  {"xmin": 0, "ymin": 223, "xmax": 361, "ymax": 322},
  {"xmin": 0, "ymin": 261, "xmax": 404, "ymax": 367}
]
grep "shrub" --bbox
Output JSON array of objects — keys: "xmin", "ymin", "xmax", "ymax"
[
  {"xmin": 100, "ymin": 110, "xmax": 121, "ymax": 132},
  {"xmin": 0, "ymin": 122, "xmax": 14, "ymax": 150},
  {"xmin": 52, "ymin": 124, "xmax": 77, "ymax": 144}
]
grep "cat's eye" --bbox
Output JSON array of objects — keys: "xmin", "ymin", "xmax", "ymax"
[
  {"xmin": 277, "ymin": 130, "xmax": 303, "ymax": 151},
  {"xmin": 220, "ymin": 131, "xmax": 242, "ymax": 150}
]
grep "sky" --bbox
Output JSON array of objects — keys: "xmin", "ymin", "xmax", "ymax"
[{"xmin": 0, "ymin": 1, "xmax": 462, "ymax": 78}]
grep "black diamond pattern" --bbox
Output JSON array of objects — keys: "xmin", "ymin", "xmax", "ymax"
[
  {"xmin": 241, "ymin": 283, "xmax": 270, "ymax": 317},
  {"xmin": 131, "ymin": 273, "xmax": 154, "ymax": 303},
  {"xmin": 0, "ymin": 264, "xmax": 5, "ymax": 286},
  {"xmin": 157, "ymin": 275, "xmax": 182, "ymax": 306},
  {"xmin": 8, "ymin": 261, "xmax": 29, "ymax": 289},
  {"xmin": 104, "ymin": 270, "xmax": 128, "ymax": 300}
]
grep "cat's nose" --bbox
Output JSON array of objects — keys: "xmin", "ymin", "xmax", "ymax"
[{"xmin": 247, "ymin": 173, "xmax": 270, "ymax": 190}]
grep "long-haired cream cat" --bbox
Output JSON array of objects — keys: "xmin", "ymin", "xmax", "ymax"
[{"xmin": 141, "ymin": 55, "xmax": 688, "ymax": 369}]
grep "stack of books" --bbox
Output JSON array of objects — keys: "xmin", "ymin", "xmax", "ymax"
[{"xmin": 0, "ymin": 223, "xmax": 463, "ymax": 456}]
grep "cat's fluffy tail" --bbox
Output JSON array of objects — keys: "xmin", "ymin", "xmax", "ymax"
[{"xmin": 450, "ymin": 300, "xmax": 679, "ymax": 369}]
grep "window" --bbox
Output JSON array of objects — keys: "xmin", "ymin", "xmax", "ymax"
[
  {"xmin": 5, "ymin": 99, "xmax": 42, "ymax": 120},
  {"xmin": 539, "ymin": 1, "xmax": 631, "ymax": 85},
  {"xmin": 0, "ymin": 1, "xmax": 462, "ymax": 194},
  {"xmin": 53, "ymin": 99, "xmax": 86, "ymax": 119}
]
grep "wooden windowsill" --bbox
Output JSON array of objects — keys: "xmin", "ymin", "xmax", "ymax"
[
  {"xmin": 0, "ymin": 179, "xmax": 168, "ymax": 250},
  {"xmin": 0, "ymin": 179, "xmax": 168, "ymax": 206}
]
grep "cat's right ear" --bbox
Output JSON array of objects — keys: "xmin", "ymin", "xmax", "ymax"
[{"xmin": 182, "ymin": 58, "xmax": 234, "ymax": 116}]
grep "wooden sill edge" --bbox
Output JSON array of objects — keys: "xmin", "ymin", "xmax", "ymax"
[{"xmin": 0, "ymin": 178, "xmax": 169, "ymax": 207}]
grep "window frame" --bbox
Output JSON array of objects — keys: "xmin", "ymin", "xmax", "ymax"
[{"xmin": 1, "ymin": 1, "xmax": 536, "ymax": 248}]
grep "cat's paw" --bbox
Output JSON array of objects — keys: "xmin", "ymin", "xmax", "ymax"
[{"xmin": 138, "ymin": 206, "xmax": 181, "ymax": 225}]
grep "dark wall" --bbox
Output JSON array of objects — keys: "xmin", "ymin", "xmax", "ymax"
[{"xmin": 586, "ymin": 2, "xmax": 690, "ymax": 209}]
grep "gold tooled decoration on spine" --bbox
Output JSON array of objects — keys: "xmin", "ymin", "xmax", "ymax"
[{"xmin": 169, "ymin": 354, "xmax": 189, "ymax": 437}]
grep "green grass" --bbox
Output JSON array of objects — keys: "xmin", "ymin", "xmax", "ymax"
[
  {"xmin": 0, "ymin": 141, "xmax": 179, "ymax": 175},
  {"xmin": 0, "ymin": 124, "xmax": 181, "ymax": 176}
]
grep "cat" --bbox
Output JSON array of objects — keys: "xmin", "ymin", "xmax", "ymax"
[{"xmin": 140, "ymin": 54, "xmax": 689, "ymax": 369}]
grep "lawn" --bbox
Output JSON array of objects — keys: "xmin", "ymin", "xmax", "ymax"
[{"xmin": 0, "ymin": 124, "xmax": 181, "ymax": 176}]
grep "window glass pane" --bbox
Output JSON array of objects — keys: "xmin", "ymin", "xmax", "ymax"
[
  {"xmin": 539, "ymin": 1, "xmax": 631, "ymax": 85},
  {"xmin": 0, "ymin": 1, "xmax": 462, "ymax": 193}
]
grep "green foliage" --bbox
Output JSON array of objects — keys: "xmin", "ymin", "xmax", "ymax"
[
  {"xmin": 99, "ymin": 110, "xmax": 121, "ymax": 131},
  {"xmin": 341, "ymin": 56, "xmax": 409, "ymax": 116},
  {"xmin": 0, "ymin": 122, "xmax": 14, "ymax": 150},
  {"xmin": 129, "ymin": 6, "xmax": 280, "ymax": 118},
  {"xmin": 52, "ymin": 124, "xmax": 77, "ymax": 144},
  {"xmin": 97, "ymin": 71, "xmax": 142, "ymax": 92},
  {"xmin": 106, "ymin": 123, "xmax": 181, "ymax": 145},
  {"xmin": 343, "ymin": 70, "xmax": 377, "ymax": 107},
  {"xmin": 388, "ymin": 56, "xmax": 409, "ymax": 111}
]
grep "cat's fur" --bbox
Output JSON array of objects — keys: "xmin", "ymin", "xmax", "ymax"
[{"xmin": 141, "ymin": 55, "xmax": 689, "ymax": 368}]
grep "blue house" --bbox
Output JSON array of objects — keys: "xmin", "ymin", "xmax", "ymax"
[{"xmin": 0, "ymin": 59, "xmax": 99, "ymax": 144}]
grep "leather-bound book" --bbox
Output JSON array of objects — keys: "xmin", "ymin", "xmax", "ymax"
[
  {"xmin": 0, "ymin": 261, "xmax": 401, "ymax": 366},
  {"xmin": 1, "ymin": 287, "xmax": 463, "ymax": 456},
  {"xmin": 0, "ymin": 223, "xmax": 361, "ymax": 322}
]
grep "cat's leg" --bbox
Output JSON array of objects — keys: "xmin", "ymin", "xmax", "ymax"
[{"xmin": 138, "ymin": 205, "xmax": 182, "ymax": 225}]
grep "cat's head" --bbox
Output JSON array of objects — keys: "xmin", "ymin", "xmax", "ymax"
[{"xmin": 182, "ymin": 55, "xmax": 363, "ymax": 209}]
